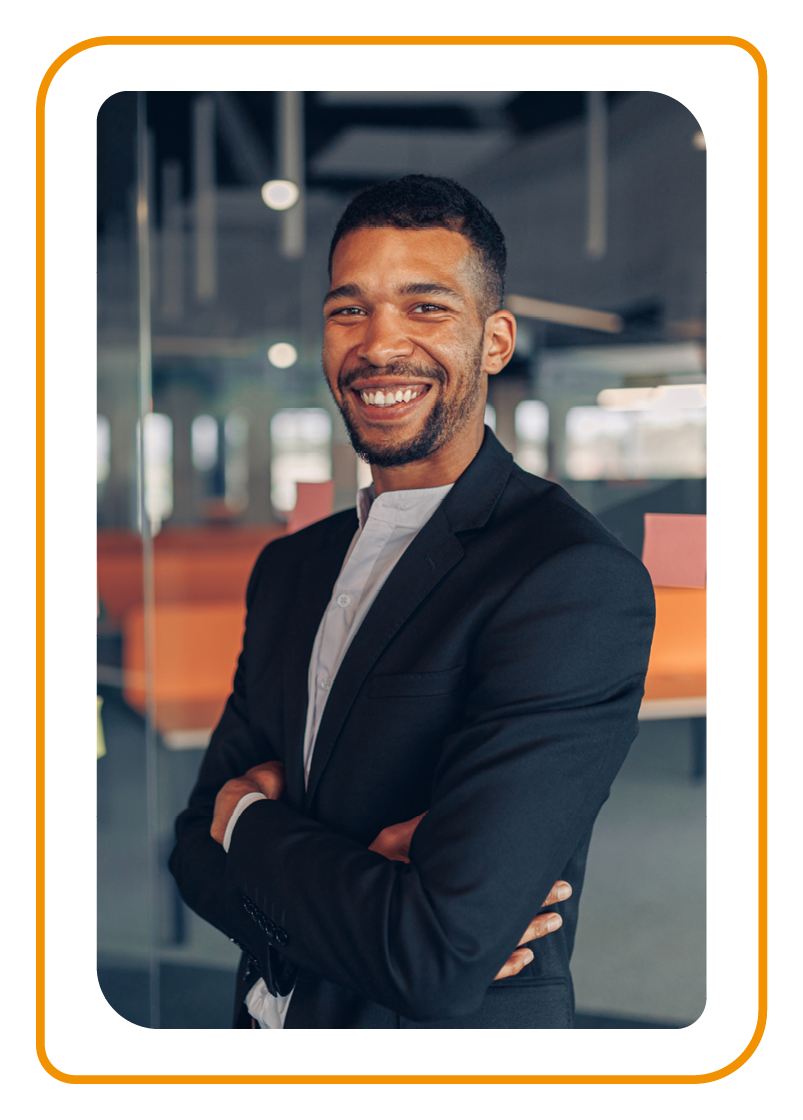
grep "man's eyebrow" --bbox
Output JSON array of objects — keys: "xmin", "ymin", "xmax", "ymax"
[
  {"xmin": 398, "ymin": 282, "xmax": 465, "ymax": 302},
  {"xmin": 323, "ymin": 283, "xmax": 363, "ymax": 307}
]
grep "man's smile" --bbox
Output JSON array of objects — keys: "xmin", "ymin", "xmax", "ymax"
[{"xmin": 347, "ymin": 380, "xmax": 433, "ymax": 418}]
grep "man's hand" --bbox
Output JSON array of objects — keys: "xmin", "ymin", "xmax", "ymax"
[
  {"xmin": 367, "ymin": 812, "xmax": 427, "ymax": 862},
  {"xmin": 493, "ymin": 879, "xmax": 572, "ymax": 979},
  {"xmin": 210, "ymin": 761, "xmax": 285, "ymax": 845},
  {"xmin": 368, "ymin": 812, "xmax": 572, "ymax": 980}
]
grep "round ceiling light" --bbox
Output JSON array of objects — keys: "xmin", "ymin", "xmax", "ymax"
[
  {"xmin": 261, "ymin": 180, "xmax": 300, "ymax": 210},
  {"xmin": 268, "ymin": 342, "xmax": 298, "ymax": 369}
]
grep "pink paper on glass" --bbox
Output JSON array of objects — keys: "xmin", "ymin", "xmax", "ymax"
[
  {"xmin": 286, "ymin": 480, "xmax": 335, "ymax": 535},
  {"xmin": 641, "ymin": 513, "xmax": 706, "ymax": 587}
]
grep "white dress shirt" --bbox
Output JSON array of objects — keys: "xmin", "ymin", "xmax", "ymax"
[{"xmin": 223, "ymin": 480, "xmax": 454, "ymax": 1029}]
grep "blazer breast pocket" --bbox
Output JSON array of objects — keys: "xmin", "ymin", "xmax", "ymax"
[{"xmin": 366, "ymin": 665, "xmax": 465, "ymax": 698}]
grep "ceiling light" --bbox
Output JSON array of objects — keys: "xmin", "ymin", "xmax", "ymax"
[
  {"xmin": 261, "ymin": 180, "xmax": 300, "ymax": 210},
  {"xmin": 597, "ymin": 385, "xmax": 707, "ymax": 410},
  {"xmin": 268, "ymin": 342, "xmax": 298, "ymax": 369},
  {"xmin": 507, "ymin": 294, "xmax": 623, "ymax": 334}
]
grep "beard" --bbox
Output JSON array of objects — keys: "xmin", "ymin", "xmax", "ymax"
[{"xmin": 330, "ymin": 355, "xmax": 484, "ymax": 469}]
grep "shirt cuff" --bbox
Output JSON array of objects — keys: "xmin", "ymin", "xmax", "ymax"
[{"xmin": 223, "ymin": 792, "xmax": 267, "ymax": 853}]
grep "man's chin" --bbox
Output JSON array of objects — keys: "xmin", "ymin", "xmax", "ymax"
[
  {"xmin": 341, "ymin": 414, "xmax": 443, "ymax": 469},
  {"xmin": 352, "ymin": 434, "xmax": 441, "ymax": 469}
]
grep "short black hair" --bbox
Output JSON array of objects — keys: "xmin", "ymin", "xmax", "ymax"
[{"xmin": 328, "ymin": 174, "xmax": 506, "ymax": 319}]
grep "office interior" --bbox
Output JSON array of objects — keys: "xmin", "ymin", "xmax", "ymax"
[{"xmin": 96, "ymin": 91, "xmax": 706, "ymax": 1029}]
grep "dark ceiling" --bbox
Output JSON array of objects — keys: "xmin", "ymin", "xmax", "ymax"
[{"xmin": 98, "ymin": 91, "xmax": 632, "ymax": 233}]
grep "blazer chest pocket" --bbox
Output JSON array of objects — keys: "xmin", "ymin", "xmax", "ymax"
[{"xmin": 366, "ymin": 665, "xmax": 465, "ymax": 698}]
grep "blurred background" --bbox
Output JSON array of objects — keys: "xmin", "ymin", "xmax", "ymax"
[{"xmin": 97, "ymin": 90, "xmax": 706, "ymax": 1029}]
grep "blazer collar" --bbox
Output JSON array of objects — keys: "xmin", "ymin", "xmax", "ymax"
[
  {"xmin": 281, "ymin": 511, "xmax": 357, "ymax": 810},
  {"xmin": 438, "ymin": 426, "xmax": 514, "ymax": 533},
  {"xmin": 303, "ymin": 427, "xmax": 513, "ymax": 809}
]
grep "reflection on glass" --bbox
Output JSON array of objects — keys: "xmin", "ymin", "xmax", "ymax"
[
  {"xmin": 97, "ymin": 414, "xmax": 110, "ymax": 485},
  {"xmin": 514, "ymin": 399, "xmax": 549, "ymax": 476},
  {"xmin": 270, "ymin": 407, "xmax": 332, "ymax": 513},
  {"xmin": 136, "ymin": 412, "xmax": 174, "ymax": 533}
]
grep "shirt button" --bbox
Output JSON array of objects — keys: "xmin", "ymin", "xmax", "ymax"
[
  {"xmin": 337, "ymin": 593, "xmax": 351, "ymax": 608},
  {"xmin": 319, "ymin": 676, "xmax": 332, "ymax": 691}
]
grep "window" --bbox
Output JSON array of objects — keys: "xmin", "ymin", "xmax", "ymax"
[
  {"xmin": 191, "ymin": 414, "xmax": 218, "ymax": 472},
  {"xmin": 566, "ymin": 386, "xmax": 706, "ymax": 479},
  {"xmin": 514, "ymin": 400, "xmax": 549, "ymax": 476},
  {"xmin": 270, "ymin": 408, "xmax": 332, "ymax": 513}
]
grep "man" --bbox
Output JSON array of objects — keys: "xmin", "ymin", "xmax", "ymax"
[{"xmin": 170, "ymin": 175, "xmax": 655, "ymax": 1029}]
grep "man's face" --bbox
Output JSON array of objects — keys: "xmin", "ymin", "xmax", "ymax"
[{"xmin": 322, "ymin": 226, "xmax": 491, "ymax": 468}]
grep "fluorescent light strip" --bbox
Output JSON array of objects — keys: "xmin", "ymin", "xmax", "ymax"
[{"xmin": 507, "ymin": 293, "xmax": 624, "ymax": 334}]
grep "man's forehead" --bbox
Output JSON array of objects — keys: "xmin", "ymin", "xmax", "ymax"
[
  {"xmin": 328, "ymin": 225, "xmax": 480, "ymax": 295},
  {"xmin": 332, "ymin": 225, "xmax": 473, "ymax": 268}
]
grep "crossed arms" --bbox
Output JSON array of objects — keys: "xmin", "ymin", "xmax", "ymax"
[
  {"xmin": 210, "ymin": 760, "xmax": 572, "ymax": 982},
  {"xmin": 171, "ymin": 538, "xmax": 655, "ymax": 1021}
]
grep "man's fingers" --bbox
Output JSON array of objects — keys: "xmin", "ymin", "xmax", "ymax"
[
  {"xmin": 516, "ymin": 911, "xmax": 563, "ymax": 946},
  {"xmin": 246, "ymin": 761, "xmax": 285, "ymax": 800},
  {"xmin": 541, "ymin": 880, "xmax": 572, "ymax": 907},
  {"xmin": 494, "ymin": 947, "xmax": 535, "ymax": 981}
]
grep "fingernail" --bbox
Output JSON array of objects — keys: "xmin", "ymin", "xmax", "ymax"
[
  {"xmin": 547, "ymin": 915, "xmax": 562, "ymax": 932},
  {"xmin": 556, "ymin": 884, "xmax": 571, "ymax": 901},
  {"xmin": 523, "ymin": 949, "xmax": 534, "ymax": 964}
]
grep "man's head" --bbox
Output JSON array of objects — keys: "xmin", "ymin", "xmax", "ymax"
[
  {"xmin": 328, "ymin": 175, "xmax": 507, "ymax": 321},
  {"xmin": 323, "ymin": 176, "xmax": 516, "ymax": 488}
]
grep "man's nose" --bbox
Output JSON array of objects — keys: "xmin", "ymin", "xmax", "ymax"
[{"xmin": 357, "ymin": 307, "xmax": 415, "ymax": 368}]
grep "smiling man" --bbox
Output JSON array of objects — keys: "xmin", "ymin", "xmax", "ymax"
[{"xmin": 170, "ymin": 175, "xmax": 655, "ymax": 1030}]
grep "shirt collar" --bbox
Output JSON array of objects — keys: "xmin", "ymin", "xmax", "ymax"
[{"xmin": 356, "ymin": 481, "xmax": 454, "ymax": 531}]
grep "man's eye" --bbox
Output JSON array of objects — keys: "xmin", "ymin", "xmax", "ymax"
[
  {"xmin": 413, "ymin": 303, "xmax": 446, "ymax": 313},
  {"xmin": 330, "ymin": 306, "xmax": 365, "ymax": 317}
]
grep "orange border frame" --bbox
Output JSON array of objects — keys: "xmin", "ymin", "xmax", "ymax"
[{"xmin": 36, "ymin": 36, "xmax": 767, "ymax": 1084}]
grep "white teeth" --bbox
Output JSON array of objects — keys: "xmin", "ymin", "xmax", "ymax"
[{"xmin": 359, "ymin": 387, "xmax": 424, "ymax": 407}]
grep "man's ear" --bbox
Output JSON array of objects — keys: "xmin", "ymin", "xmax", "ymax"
[{"xmin": 483, "ymin": 310, "xmax": 517, "ymax": 376}]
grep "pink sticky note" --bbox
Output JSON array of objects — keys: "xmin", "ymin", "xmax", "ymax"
[
  {"xmin": 642, "ymin": 513, "xmax": 706, "ymax": 587},
  {"xmin": 286, "ymin": 480, "xmax": 335, "ymax": 535}
]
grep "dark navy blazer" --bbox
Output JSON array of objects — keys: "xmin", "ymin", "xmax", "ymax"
[{"xmin": 170, "ymin": 429, "xmax": 655, "ymax": 1028}]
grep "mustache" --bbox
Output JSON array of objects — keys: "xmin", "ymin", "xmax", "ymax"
[{"xmin": 339, "ymin": 361, "xmax": 447, "ymax": 392}]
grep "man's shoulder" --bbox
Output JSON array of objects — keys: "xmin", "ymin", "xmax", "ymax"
[
  {"xmin": 269, "ymin": 507, "xmax": 358, "ymax": 553},
  {"xmin": 246, "ymin": 508, "xmax": 358, "ymax": 595},
  {"xmin": 499, "ymin": 464, "xmax": 628, "ymax": 552}
]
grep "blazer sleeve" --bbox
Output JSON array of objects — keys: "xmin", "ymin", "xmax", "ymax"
[
  {"xmin": 223, "ymin": 539, "xmax": 656, "ymax": 1022},
  {"xmin": 168, "ymin": 544, "xmax": 285, "ymax": 959}
]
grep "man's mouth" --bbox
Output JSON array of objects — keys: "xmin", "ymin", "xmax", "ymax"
[
  {"xmin": 357, "ymin": 385, "xmax": 427, "ymax": 407},
  {"xmin": 348, "ymin": 382, "xmax": 432, "ymax": 413}
]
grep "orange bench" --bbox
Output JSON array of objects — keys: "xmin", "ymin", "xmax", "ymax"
[
  {"xmin": 98, "ymin": 525, "xmax": 284, "ymax": 626},
  {"xmin": 123, "ymin": 601, "xmax": 246, "ymax": 738},
  {"xmin": 641, "ymin": 587, "xmax": 706, "ymax": 719}
]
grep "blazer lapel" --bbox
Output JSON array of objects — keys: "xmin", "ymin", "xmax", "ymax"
[
  {"xmin": 299, "ymin": 429, "xmax": 514, "ymax": 812},
  {"xmin": 282, "ymin": 512, "xmax": 357, "ymax": 810},
  {"xmin": 304, "ymin": 505, "xmax": 466, "ymax": 810}
]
